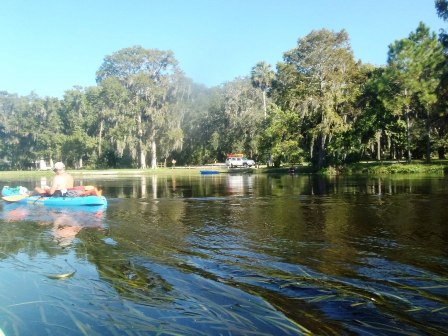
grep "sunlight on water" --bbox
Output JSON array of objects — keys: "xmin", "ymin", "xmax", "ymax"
[{"xmin": 0, "ymin": 174, "xmax": 447, "ymax": 335}]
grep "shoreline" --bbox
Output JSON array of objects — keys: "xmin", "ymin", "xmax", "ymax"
[{"xmin": 0, "ymin": 160, "xmax": 447, "ymax": 178}]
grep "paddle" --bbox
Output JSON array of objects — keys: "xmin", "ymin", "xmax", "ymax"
[{"xmin": 2, "ymin": 194, "xmax": 29, "ymax": 203}]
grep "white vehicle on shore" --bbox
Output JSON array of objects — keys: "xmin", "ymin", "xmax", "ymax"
[{"xmin": 225, "ymin": 155, "xmax": 256, "ymax": 168}]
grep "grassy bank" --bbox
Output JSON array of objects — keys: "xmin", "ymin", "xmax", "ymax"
[
  {"xmin": 0, "ymin": 167, "xmax": 216, "ymax": 178},
  {"xmin": 0, "ymin": 160, "xmax": 447, "ymax": 178},
  {"xmin": 0, "ymin": 166, "xmax": 247, "ymax": 178},
  {"xmin": 322, "ymin": 160, "xmax": 448, "ymax": 175}
]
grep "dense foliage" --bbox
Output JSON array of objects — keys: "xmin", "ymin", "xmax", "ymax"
[{"xmin": 1, "ymin": 4, "xmax": 447, "ymax": 170}]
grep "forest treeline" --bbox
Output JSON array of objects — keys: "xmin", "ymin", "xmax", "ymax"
[{"xmin": 1, "ymin": 2, "xmax": 448, "ymax": 170}]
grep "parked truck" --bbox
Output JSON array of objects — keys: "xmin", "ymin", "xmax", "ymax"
[{"xmin": 225, "ymin": 154, "xmax": 256, "ymax": 168}]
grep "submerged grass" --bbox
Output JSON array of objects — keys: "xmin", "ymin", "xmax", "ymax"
[{"xmin": 184, "ymin": 250, "xmax": 448, "ymax": 334}]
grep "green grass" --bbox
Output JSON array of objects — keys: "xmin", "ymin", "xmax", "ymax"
[
  {"xmin": 0, "ymin": 166, "xmax": 241, "ymax": 178},
  {"xmin": 324, "ymin": 160, "xmax": 448, "ymax": 175},
  {"xmin": 0, "ymin": 160, "xmax": 447, "ymax": 178},
  {"xmin": 352, "ymin": 161, "xmax": 448, "ymax": 174}
]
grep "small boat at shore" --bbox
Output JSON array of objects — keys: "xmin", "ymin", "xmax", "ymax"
[{"xmin": 200, "ymin": 170, "xmax": 220, "ymax": 175}]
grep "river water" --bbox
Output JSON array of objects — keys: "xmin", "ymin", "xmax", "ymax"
[{"xmin": 0, "ymin": 172, "xmax": 447, "ymax": 335}]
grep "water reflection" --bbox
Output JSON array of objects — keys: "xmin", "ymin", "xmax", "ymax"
[
  {"xmin": 0, "ymin": 173, "xmax": 447, "ymax": 335},
  {"xmin": 1, "ymin": 203, "xmax": 106, "ymax": 247},
  {"xmin": 226, "ymin": 174, "xmax": 254, "ymax": 195}
]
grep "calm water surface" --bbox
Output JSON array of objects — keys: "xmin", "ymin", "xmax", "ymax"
[{"xmin": 0, "ymin": 173, "xmax": 447, "ymax": 335}]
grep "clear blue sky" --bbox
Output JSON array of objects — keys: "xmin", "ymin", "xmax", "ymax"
[{"xmin": 0, "ymin": 0, "xmax": 444, "ymax": 98}]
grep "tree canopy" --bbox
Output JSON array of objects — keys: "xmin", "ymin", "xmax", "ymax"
[{"xmin": 1, "ymin": 7, "xmax": 447, "ymax": 170}]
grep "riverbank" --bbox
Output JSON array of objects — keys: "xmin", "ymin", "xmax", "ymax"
[
  {"xmin": 0, "ymin": 160, "xmax": 447, "ymax": 178},
  {"xmin": 323, "ymin": 160, "xmax": 448, "ymax": 175}
]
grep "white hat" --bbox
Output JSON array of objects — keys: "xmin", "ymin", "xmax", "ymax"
[{"xmin": 54, "ymin": 162, "xmax": 65, "ymax": 170}]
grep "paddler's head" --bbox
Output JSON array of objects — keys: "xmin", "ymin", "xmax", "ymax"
[{"xmin": 53, "ymin": 162, "xmax": 65, "ymax": 173}]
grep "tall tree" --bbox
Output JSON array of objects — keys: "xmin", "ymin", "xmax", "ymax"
[
  {"xmin": 94, "ymin": 78, "xmax": 130, "ymax": 161},
  {"xmin": 60, "ymin": 87, "xmax": 97, "ymax": 168},
  {"xmin": 259, "ymin": 105, "xmax": 304, "ymax": 166},
  {"xmin": 387, "ymin": 23, "xmax": 445, "ymax": 162},
  {"xmin": 96, "ymin": 46, "xmax": 181, "ymax": 169},
  {"xmin": 251, "ymin": 61, "xmax": 275, "ymax": 118},
  {"xmin": 33, "ymin": 96, "xmax": 63, "ymax": 167},
  {"xmin": 274, "ymin": 29, "xmax": 360, "ymax": 168},
  {"xmin": 157, "ymin": 74, "xmax": 192, "ymax": 166},
  {"xmin": 178, "ymin": 84, "xmax": 216, "ymax": 164},
  {"xmin": 0, "ymin": 92, "xmax": 33, "ymax": 168},
  {"xmin": 220, "ymin": 77, "xmax": 265, "ymax": 157},
  {"xmin": 353, "ymin": 66, "xmax": 407, "ymax": 161}
]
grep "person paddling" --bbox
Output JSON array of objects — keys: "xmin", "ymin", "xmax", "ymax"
[{"xmin": 35, "ymin": 162, "xmax": 74, "ymax": 197}]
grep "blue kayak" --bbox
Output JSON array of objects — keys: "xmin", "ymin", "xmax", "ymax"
[
  {"xmin": 2, "ymin": 185, "xmax": 107, "ymax": 206},
  {"xmin": 200, "ymin": 170, "xmax": 220, "ymax": 175},
  {"xmin": 10, "ymin": 195, "xmax": 107, "ymax": 206}
]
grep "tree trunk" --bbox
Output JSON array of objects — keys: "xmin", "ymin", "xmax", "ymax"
[
  {"xmin": 310, "ymin": 136, "xmax": 315, "ymax": 160},
  {"xmin": 405, "ymin": 105, "xmax": 412, "ymax": 163},
  {"xmin": 151, "ymin": 138, "xmax": 157, "ymax": 169},
  {"xmin": 317, "ymin": 134, "xmax": 326, "ymax": 169},
  {"xmin": 139, "ymin": 144, "xmax": 146, "ymax": 169},
  {"xmin": 386, "ymin": 134, "xmax": 391, "ymax": 159},
  {"xmin": 376, "ymin": 131, "xmax": 381, "ymax": 161},
  {"xmin": 392, "ymin": 139, "xmax": 397, "ymax": 160},
  {"xmin": 262, "ymin": 90, "xmax": 267, "ymax": 119},
  {"xmin": 425, "ymin": 110, "xmax": 431, "ymax": 163},
  {"xmin": 137, "ymin": 113, "xmax": 146, "ymax": 169},
  {"xmin": 98, "ymin": 120, "xmax": 104, "ymax": 157}
]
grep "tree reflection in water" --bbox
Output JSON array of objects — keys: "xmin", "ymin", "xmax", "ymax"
[{"xmin": 0, "ymin": 174, "xmax": 447, "ymax": 335}]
